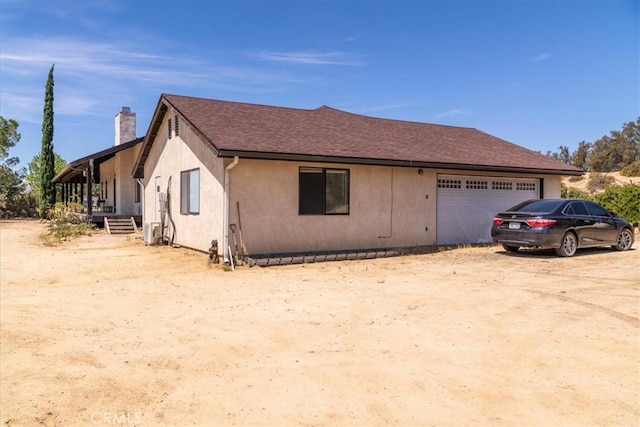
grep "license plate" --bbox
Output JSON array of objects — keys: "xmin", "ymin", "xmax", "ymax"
[{"xmin": 509, "ymin": 222, "xmax": 521, "ymax": 230}]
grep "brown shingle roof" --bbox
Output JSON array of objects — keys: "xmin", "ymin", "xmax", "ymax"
[
  {"xmin": 53, "ymin": 137, "xmax": 144, "ymax": 184},
  {"xmin": 133, "ymin": 94, "xmax": 581, "ymax": 177}
]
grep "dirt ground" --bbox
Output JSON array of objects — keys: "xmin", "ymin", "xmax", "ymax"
[
  {"xmin": 1, "ymin": 220, "xmax": 639, "ymax": 426},
  {"xmin": 562, "ymin": 171, "xmax": 640, "ymax": 192}
]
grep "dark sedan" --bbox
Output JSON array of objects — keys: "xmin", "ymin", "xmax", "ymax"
[{"xmin": 491, "ymin": 199, "xmax": 635, "ymax": 257}]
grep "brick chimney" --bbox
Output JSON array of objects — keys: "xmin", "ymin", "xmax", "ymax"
[{"xmin": 115, "ymin": 107, "xmax": 136, "ymax": 146}]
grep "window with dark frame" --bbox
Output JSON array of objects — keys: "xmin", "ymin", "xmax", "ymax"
[
  {"xmin": 180, "ymin": 168, "xmax": 200, "ymax": 215},
  {"xmin": 299, "ymin": 167, "xmax": 349, "ymax": 215},
  {"xmin": 134, "ymin": 181, "xmax": 141, "ymax": 203}
]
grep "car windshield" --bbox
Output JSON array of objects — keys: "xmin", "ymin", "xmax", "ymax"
[{"xmin": 507, "ymin": 199, "xmax": 564, "ymax": 213}]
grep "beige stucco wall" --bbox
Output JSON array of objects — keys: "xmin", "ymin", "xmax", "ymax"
[
  {"xmin": 142, "ymin": 111, "xmax": 226, "ymax": 252},
  {"xmin": 98, "ymin": 144, "xmax": 142, "ymax": 215},
  {"xmin": 100, "ymin": 158, "xmax": 115, "ymax": 209},
  {"xmin": 228, "ymin": 162, "xmax": 563, "ymax": 255},
  {"xmin": 139, "ymin": 107, "xmax": 563, "ymax": 254},
  {"xmin": 229, "ymin": 160, "xmax": 436, "ymax": 255}
]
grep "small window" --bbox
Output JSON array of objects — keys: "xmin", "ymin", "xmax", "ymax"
[
  {"xmin": 437, "ymin": 179, "xmax": 462, "ymax": 189},
  {"xmin": 492, "ymin": 181, "xmax": 512, "ymax": 190},
  {"xmin": 466, "ymin": 180, "xmax": 488, "ymax": 190},
  {"xmin": 134, "ymin": 181, "xmax": 141, "ymax": 203},
  {"xmin": 168, "ymin": 118, "xmax": 172, "ymax": 139},
  {"xmin": 174, "ymin": 115, "xmax": 179, "ymax": 137},
  {"xmin": 299, "ymin": 167, "xmax": 349, "ymax": 215},
  {"xmin": 516, "ymin": 182, "xmax": 536, "ymax": 191},
  {"xmin": 180, "ymin": 168, "xmax": 200, "ymax": 214}
]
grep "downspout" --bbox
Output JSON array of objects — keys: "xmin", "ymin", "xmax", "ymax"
[{"xmin": 223, "ymin": 156, "xmax": 239, "ymax": 263}]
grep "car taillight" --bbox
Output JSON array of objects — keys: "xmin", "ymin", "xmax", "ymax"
[
  {"xmin": 492, "ymin": 217, "xmax": 504, "ymax": 226},
  {"xmin": 526, "ymin": 218, "xmax": 556, "ymax": 227}
]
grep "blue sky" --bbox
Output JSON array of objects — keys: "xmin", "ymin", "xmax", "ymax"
[{"xmin": 1, "ymin": 0, "xmax": 638, "ymax": 168}]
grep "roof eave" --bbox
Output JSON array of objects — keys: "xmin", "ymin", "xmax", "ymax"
[
  {"xmin": 132, "ymin": 98, "xmax": 168, "ymax": 179},
  {"xmin": 132, "ymin": 94, "xmax": 221, "ymax": 179},
  {"xmin": 217, "ymin": 149, "xmax": 584, "ymax": 176},
  {"xmin": 52, "ymin": 137, "xmax": 144, "ymax": 183}
]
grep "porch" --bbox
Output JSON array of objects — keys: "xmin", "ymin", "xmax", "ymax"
[{"xmin": 89, "ymin": 213, "xmax": 142, "ymax": 228}]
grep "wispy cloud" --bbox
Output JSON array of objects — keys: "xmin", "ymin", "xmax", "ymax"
[
  {"xmin": 0, "ymin": 36, "xmax": 307, "ymax": 120},
  {"xmin": 529, "ymin": 53, "xmax": 551, "ymax": 62},
  {"xmin": 360, "ymin": 103, "xmax": 414, "ymax": 114},
  {"xmin": 251, "ymin": 50, "xmax": 365, "ymax": 66},
  {"xmin": 435, "ymin": 109, "xmax": 473, "ymax": 118},
  {"xmin": 340, "ymin": 35, "xmax": 360, "ymax": 43}
]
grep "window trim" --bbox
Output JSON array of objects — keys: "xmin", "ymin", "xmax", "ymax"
[
  {"xmin": 298, "ymin": 167, "xmax": 350, "ymax": 216},
  {"xmin": 134, "ymin": 181, "xmax": 141, "ymax": 203},
  {"xmin": 180, "ymin": 168, "xmax": 200, "ymax": 215}
]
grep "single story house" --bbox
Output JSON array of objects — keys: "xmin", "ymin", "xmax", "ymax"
[
  {"xmin": 52, "ymin": 107, "xmax": 143, "ymax": 226},
  {"xmin": 131, "ymin": 94, "xmax": 582, "ymax": 260}
]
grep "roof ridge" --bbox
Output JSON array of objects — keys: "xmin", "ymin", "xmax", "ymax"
[
  {"xmin": 312, "ymin": 103, "xmax": 478, "ymax": 131},
  {"xmin": 163, "ymin": 94, "xmax": 478, "ymax": 131},
  {"xmin": 162, "ymin": 93, "xmax": 318, "ymax": 113}
]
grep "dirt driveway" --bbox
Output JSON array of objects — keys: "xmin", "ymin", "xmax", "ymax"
[{"xmin": 1, "ymin": 220, "xmax": 638, "ymax": 426}]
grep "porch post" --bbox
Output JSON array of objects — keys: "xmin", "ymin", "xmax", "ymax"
[
  {"xmin": 80, "ymin": 181, "xmax": 85, "ymax": 211},
  {"xmin": 85, "ymin": 166, "xmax": 92, "ymax": 217}
]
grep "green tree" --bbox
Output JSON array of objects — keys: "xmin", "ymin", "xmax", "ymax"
[
  {"xmin": 0, "ymin": 117, "xmax": 37, "ymax": 217},
  {"xmin": 570, "ymin": 141, "xmax": 591, "ymax": 171},
  {"xmin": 26, "ymin": 152, "xmax": 67, "ymax": 200},
  {"xmin": 587, "ymin": 118, "xmax": 640, "ymax": 172},
  {"xmin": 0, "ymin": 116, "xmax": 21, "ymax": 162},
  {"xmin": 39, "ymin": 64, "xmax": 56, "ymax": 217},
  {"xmin": 557, "ymin": 145, "xmax": 571, "ymax": 164},
  {"xmin": 544, "ymin": 146, "xmax": 570, "ymax": 164}
]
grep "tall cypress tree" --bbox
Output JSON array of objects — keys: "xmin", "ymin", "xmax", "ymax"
[{"xmin": 39, "ymin": 64, "xmax": 55, "ymax": 217}]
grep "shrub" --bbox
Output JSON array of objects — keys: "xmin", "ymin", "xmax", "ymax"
[
  {"xmin": 586, "ymin": 173, "xmax": 615, "ymax": 193},
  {"xmin": 567, "ymin": 175, "xmax": 585, "ymax": 182},
  {"xmin": 620, "ymin": 161, "xmax": 640, "ymax": 177},
  {"xmin": 561, "ymin": 184, "xmax": 591, "ymax": 200},
  {"xmin": 595, "ymin": 184, "xmax": 640, "ymax": 225},
  {"xmin": 43, "ymin": 202, "xmax": 95, "ymax": 243}
]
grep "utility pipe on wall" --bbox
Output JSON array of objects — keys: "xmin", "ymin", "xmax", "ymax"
[
  {"xmin": 136, "ymin": 178, "xmax": 144, "ymax": 218},
  {"xmin": 223, "ymin": 156, "xmax": 239, "ymax": 263}
]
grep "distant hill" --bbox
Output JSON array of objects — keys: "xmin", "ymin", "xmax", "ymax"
[{"xmin": 562, "ymin": 172, "xmax": 640, "ymax": 194}]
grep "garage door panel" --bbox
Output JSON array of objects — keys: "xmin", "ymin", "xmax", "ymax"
[{"xmin": 437, "ymin": 175, "xmax": 538, "ymax": 245}]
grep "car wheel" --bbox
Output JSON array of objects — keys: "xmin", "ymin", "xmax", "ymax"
[
  {"xmin": 612, "ymin": 228, "xmax": 634, "ymax": 251},
  {"xmin": 555, "ymin": 232, "xmax": 577, "ymax": 257},
  {"xmin": 502, "ymin": 244, "xmax": 519, "ymax": 253}
]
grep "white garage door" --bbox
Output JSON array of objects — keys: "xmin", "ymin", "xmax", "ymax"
[{"xmin": 437, "ymin": 175, "xmax": 539, "ymax": 245}]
